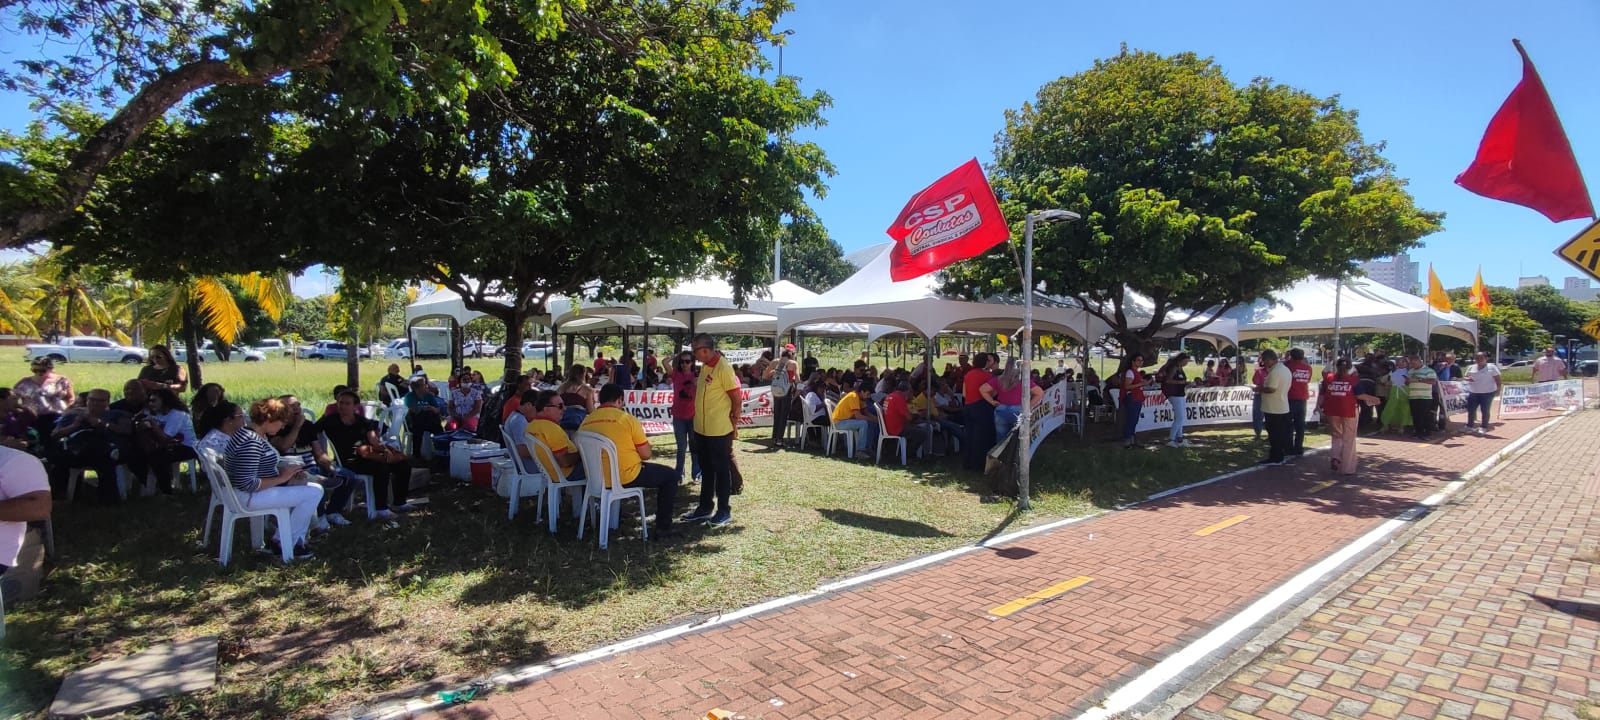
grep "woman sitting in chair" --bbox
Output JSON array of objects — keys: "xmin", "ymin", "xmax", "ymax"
[
  {"xmin": 138, "ymin": 388, "xmax": 198, "ymax": 494},
  {"xmin": 223, "ymin": 398, "xmax": 323, "ymax": 561}
]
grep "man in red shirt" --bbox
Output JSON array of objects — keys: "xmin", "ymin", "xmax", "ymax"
[{"xmin": 1284, "ymin": 348, "xmax": 1313, "ymax": 456}]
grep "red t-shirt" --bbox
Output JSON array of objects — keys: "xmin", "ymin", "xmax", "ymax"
[
  {"xmin": 1123, "ymin": 369, "xmax": 1145, "ymax": 403},
  {"xmin": 963, "ymin": 369, "xmax": 993, "ymax": 404},
  {"xmin": 1320, "ymin": 372, "xmax": 1358, "ymax": 418},
  {"xmin": 1286, "ymin": 360, "xmax": 1313, "ymax": 401},
  {"xmin": 883, "ymin": 391, "xmax": 911, "ymax": 436}
]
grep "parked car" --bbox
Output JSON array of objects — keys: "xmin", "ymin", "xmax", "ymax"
[
  {"xmin": 1503, "ymin": 359, "xmax": 1534, "ymax": 369},
  {"xmin": 173, "ymin": 342, "xmax": 266, "ymax": 362},
  {"xmin": 253, "ymin": 338, "xmax": 293, "ymax": 357},
  {"xmin": 296, "ymin": 340, "xmax": 371, "ymax": 360},
  {"xmin": 465, "ymin": 340, "xmax": 500, "ymax": 358},
  {"xmin": 24, "ymin": 336, "xmax": 147, "ymax": 364},
  {"xmin": 520, "ymin": 341, "xmax": 554, "ymax": 360}
]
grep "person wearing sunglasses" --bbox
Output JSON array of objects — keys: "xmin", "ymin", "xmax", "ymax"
[{"xmin": 669, "ymin": 352, "xmax": 700, "ymax": 482}]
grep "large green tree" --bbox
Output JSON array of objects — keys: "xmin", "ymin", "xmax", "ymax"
[
  {"xmin": 780, "ymin": 221, "xmax": 855, "ymax": 293},
  {"xmin": 0, "ymin": 0, "xmax": 570, "ymax": 248},
  {"xmin": 946, "ymin": 48, "xmax": 1442, "ymax": 361},
  {"xmin": 1512, "ymin": 284, "xmax": 1598, "ymax": 345},
  {"xmin": 287, "ymin": 0, "xmax": 832, "ymax": 375},
  {"xmin": 1444, "ymin": 285, "xmax": 1548, "ymax": 356}
]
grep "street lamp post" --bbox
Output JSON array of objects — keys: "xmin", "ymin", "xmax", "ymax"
[
  {"xmin": 772, "ymin": 28, "xmax": 795, "ymax": 284},
  {"xmin": 1018, "ymin": 209, "xmax": 1081, "ymax": 511}
]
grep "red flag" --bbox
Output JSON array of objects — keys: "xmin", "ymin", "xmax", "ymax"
[
  {"xmin": 1455, "ymin": 40, "xmax": 1594, "ymax": 222},
  {"xmin": 885, "ymin": 158, "xmax": 1010, "ymax": 281}
]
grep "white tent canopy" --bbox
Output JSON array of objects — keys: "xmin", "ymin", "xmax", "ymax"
[
  {"xmin": 776, "ymin": 243, "xmax": 1111, "ymax": 342},
  {"xmin": 547, "ymin": 277, "xmax": 807, "ymax": 330},
  {"xmin": 404, "ymin": 289, "xmax": 515, "ymax": 327},
  {"xmin": 1229, "ymin": 276, "xmax": 1479, "ymax": 345}
]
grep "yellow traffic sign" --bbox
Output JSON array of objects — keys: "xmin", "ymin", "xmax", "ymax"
[{"xmin": 1555, "ymin": 218, "xmax": 1600, "ymax": 282}]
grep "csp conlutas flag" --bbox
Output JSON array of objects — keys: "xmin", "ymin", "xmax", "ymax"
[{"xmin": 885, "ymin": 158, "xmax": 1011, "ymax": 282}]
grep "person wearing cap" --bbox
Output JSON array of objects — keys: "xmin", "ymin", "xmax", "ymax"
[
  {"xmin": 762, "ymin": 348, "xmax": 800, "ymax": 448},
  {"xmin": 829, "ymin": 382, "xmax": 879, "ymax": 460}
]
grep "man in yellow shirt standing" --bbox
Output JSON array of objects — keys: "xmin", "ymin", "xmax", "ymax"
[
  {"xmin": 579, "ymin": 384, "xmax": 679, "ymax": 537},
  {"xmin": 682, "ymin": 334, "xmax": 741, "ymax": 527}
]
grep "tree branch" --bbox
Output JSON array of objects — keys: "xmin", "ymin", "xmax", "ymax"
[{"xmin": 1, "ymin": 28, "xmax": 347, "ymax": 248}]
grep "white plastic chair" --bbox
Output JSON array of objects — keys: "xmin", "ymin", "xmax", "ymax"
[
  {"xmin": 198, "ymin": 449, "xmax": 293, "ymax": 565},
  {"xmin": 67, "ymin": 465, "xmax": 129, "ymax": 501},
  {"xmin": 323, "ymin": 433, "xmax": 376, "ymax": 520},
  {"xmin": 874, "ymin": 402, "xmax": 907, "ymax": 466},
  {"xmin": 573, "ymin": 431, "xmax": 647, "ymax": 550},
  {"xmin": 823, "ymin": 398, "xmax": 855, "ymax": 458},
  {"xmin": 795, "ymin": 395, "xmax": 828, "ymax": 451},
  {"xmin": 499, "ymin": 428, "xmax": 547, "ymax": 521},
  {"xmin": 523, "ymin": 432, "xmax": 586, "ymax": 534}
]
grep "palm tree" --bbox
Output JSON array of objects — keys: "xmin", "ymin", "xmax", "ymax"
[
  {"xmin": 0, "ymin": 262, "xmax": 42, "ymax": 338},
  {"xmin": 19, "ymin": 251, "xmax": 130, "ymax": 342},
  {"xmin": 144, "ymin": 272, "xmax": 291, "ymax": 385},
  {"xmin": 332, "ymin": 273, "xmax": 417, "ymax": 388}
]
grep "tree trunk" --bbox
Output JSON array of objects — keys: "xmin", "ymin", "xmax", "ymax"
[
  {"xmin": 501, "ymin": 310, "xmax": 525, "ymax": 377},
  {"xmin": 347, "ymin": 328, "xmax": 360, "ymax": 389},
  {"xmin": 181, "ymin": 306, "xmax": 205, "ymax": 387}
]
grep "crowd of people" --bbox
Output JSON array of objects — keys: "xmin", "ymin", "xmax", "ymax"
[{"xmin": 0, "ymin": 338, "xmax": 1557, "ymax": 568}]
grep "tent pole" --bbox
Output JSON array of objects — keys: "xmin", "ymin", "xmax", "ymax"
[{"xmin": 1332, "ymin": 277, "xmax": 1343, "ymax": 365}]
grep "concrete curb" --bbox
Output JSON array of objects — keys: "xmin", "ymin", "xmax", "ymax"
[{"xmin": 1132, "ymin": 411, "xmax": 1572, "ymax": 720}]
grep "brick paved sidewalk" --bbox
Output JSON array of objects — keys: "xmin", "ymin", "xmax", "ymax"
[
  {"xmin": 413, "ymin": 415, "xmax": 1558, "ymax": 720},
  {"xmin": 1176, "ymin": 410, "xmax": 1600, "ymax": 720}
]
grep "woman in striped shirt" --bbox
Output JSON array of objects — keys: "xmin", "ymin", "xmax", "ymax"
[{"xmin": 225, "ymin": 398, "xmax": 323, "ymax": 561}]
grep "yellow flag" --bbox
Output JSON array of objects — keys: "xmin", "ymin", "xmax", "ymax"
[
  {"xmin": 1041, "ymin": 335, "xmax": 1055, "ymax": 349},
  {"xmin": 996, "ymin": 333, "xmax": 1008, "ymax": 347},
  {"xmin": 1427, "ymin": 265, "xmax": 1453, "ymax": 312},
  {"xmin": 1469, "ymin": 267, "xmax": 1492, "ymax": 314}
]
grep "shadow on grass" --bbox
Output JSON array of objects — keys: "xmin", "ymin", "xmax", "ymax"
[{"xmin": 816, "ymin": 509, "xmax": 953, "ymax": 538}]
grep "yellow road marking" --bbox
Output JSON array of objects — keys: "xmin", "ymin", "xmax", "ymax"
[
  {"xmin": 1308, "ymin": 480, "xmax": 1337, "ymax": 494},
  {"xmin": 988, "ymin": 576, "xmax": 1093, "ymax": 617},
  {"xmin": 1194, "ymin": 514, "xmax": 1250, "ymax": 537}
]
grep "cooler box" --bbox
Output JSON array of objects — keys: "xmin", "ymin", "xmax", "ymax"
[
  {"xmin": 469, "ymin": 448, "xmax": 506, "ymax": 488},
  {"xmin": 449, "ymin": 439, "xmax": 500, "ymax": 482}
]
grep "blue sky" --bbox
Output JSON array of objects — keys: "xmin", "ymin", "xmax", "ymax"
[
  {"xmin": 3, "ymin": 0, "xmax": 1597, "ymax": 298},
  {"xmin": 770, "ymin": 0, "xmax": 1600, "ymax": 293}
]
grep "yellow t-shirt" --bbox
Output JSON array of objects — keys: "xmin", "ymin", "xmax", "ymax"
[
  {"xmin": 908, "ymin": 393, "xmax": 939, "ymax": 419},
  {"xmin": 579, "ymin": 406, "xmax": 646, "ymax": 487},
  {"xmin": 694, "ymin": 356, "xmax": 740, "ymax": 437},
  {"xmin": 526, "ymin": 417, "xmax": 574, "ymax": 479},
  {"xmin": 832, "ymin": 392, "xmax": 863, "ymax": 423}
]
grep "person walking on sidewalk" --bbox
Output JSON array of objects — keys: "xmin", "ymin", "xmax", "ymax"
[
  {"xmin": 1156, "ymin": 353, "xmax": 1192, "ymax": 447},
  {"xmin": 682, "ymin": 334, "xmax": 740, "ymax": 527},
  {"xmin": 1405, "ymin": 355, "xmax": 1438, "ymax": 440},
  {"xmin": 1464, "ymin": 351, "xmax": 1502, "ymax": 434},
  {"xmin": 1284, "ymin": 349, "xmax": 1313, "ymax": 455},
  {"xmin": 1318, "ymin": 359, "xmax": 1362, "ymax": 475},
  {"xmin": 1254, "ymin": 350, "xmax": 1292, "ymax": 465}
]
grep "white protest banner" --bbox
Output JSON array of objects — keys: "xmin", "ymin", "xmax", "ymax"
[
  {"xmin": 721, "ymin": 349, "xmax": 768, "ymax": 365},
  {"xmin": 623, "ymin": 386, "xmax": 773, "ymax": 435},
  {"xmin": 1135, "ymin": 384, "xmax": 1320, "ymax": 433},
  {"xmin": 1499, "ymin": 379, "xmax": 1584, "ymax": 417},
  {"xmin": 1026, "ymin": 382, "xmax": 1071, "ymax": 458}
]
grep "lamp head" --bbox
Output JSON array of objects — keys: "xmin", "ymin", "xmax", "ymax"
[{"xmin": 1031, "ymin": 209, "xmax": 1081, "ymax": 224}]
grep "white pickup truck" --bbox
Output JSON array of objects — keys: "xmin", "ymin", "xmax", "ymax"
[{"xmin": 24, "ymin": 336, "xmax": 149, "ymax": 364}]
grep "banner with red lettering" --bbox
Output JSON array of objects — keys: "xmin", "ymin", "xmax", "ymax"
[
  {"xmin": 622, "ymin": 387, "xmax": 774, "ymax": 435},
  {"xmin": 885, "ymin": 158, "xmax": 1010, "ymax": 281}
]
